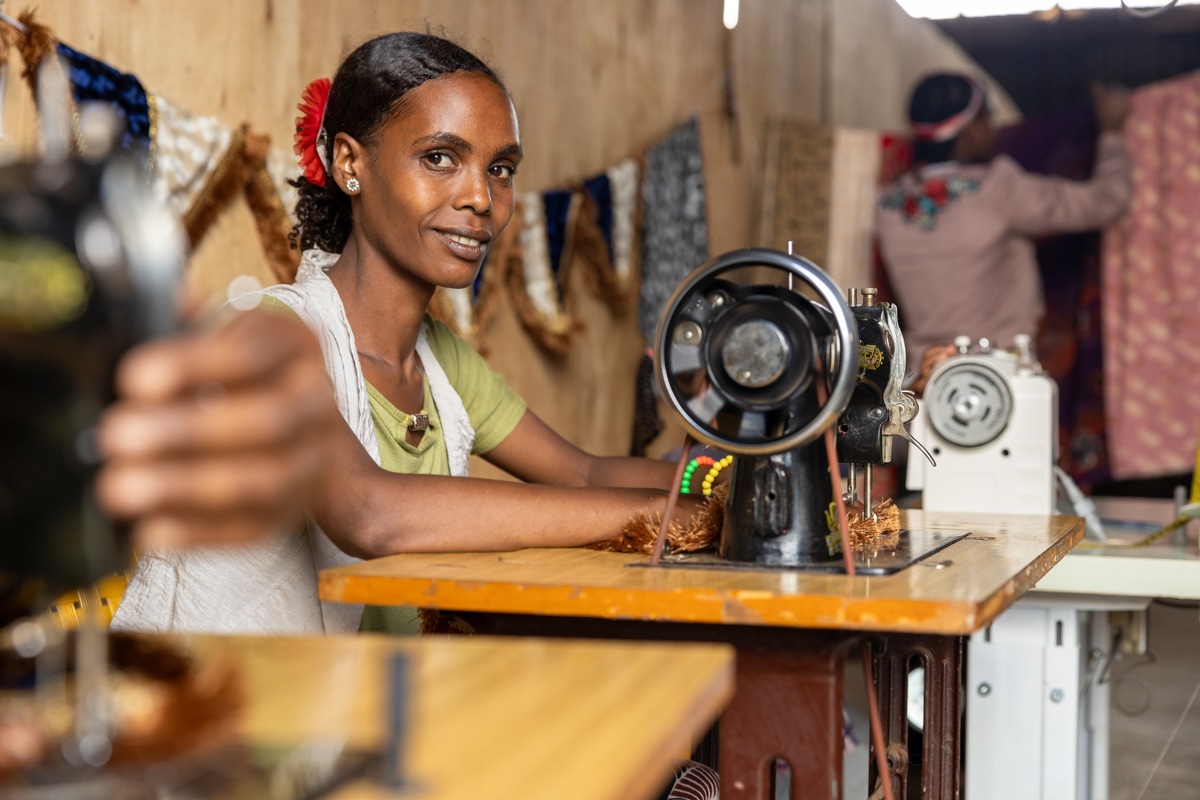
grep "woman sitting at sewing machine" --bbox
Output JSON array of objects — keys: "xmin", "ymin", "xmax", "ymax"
[{"xmin": 111, "ymin": 32, "xmax": 713, "ymax": 637}]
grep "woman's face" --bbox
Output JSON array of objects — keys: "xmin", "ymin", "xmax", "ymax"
[{"xmin": 352, "ymin": 71, "xmax": 522, "ymax": 289}]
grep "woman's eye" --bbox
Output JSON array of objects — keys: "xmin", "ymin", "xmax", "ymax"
[
  {"xmin": 425, "ymin": 152, "xmax": 454, "ymax": 169},
  {"xmin": 490, "ymin": 163, "xmax": 516, "ymax": 181}
]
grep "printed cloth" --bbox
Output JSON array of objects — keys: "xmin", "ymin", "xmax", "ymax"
[
  {"xmin": 640, "ymin": 118, "xmax": 710, "ymax": 338},
  {"xmin": 150, "ymin": 90, "xmax": 237, "ymax": 220},
  {"xmin": 55, "ymin": 41, "xmax": 150, "ymax": 149},
  {"xmin": 1101, "ymin": 71, "xmax": 1200, "ymax": 479}
]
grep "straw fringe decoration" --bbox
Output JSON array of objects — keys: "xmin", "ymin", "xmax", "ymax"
[
  {"xmin": 506, "ymin": 191, "xmax": 580, "ymax": 355},
  {"xmin": 242, "ymin": 130, "xmax": 301, "ymax": 284},
  {"xmin": 590, "ymin": 484, "xmax": 728, "ymax": 555},
  {"xmin": 3, "ymin": 11, "xmax": 720, "ymax": 362},
  {"xmin": 2, "ymin": 10, "xmax": 304, "ymax": 284}
]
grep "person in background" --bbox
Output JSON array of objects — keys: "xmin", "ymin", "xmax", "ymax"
[{"xmin": 875, "ymin": 71, "xmax": 1132, "ymax": 394}]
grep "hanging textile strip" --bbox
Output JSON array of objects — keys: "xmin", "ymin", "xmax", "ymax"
[
  {"xmin": 508, "ymin": 189, "xmax": 578, "ymax": 355},
  {"xmin": 640, "ymin": 117, "xmax": 710, "ymax": 339},
  {"xmin": 150, "ymin": 90, "xmax": 236, "ymax": 221},
  {"xmin": 54, "ymin": 41, "xmax": 150, "ymax": 151},
  {"xmin": 578, "ymin": 157, "xmax": 642, "ymax": 309},
  {"xmin": 1101, "ymin": 70, "xmax": 1200, "ymax": 480},
  {"xmin": 242, "ymin": 130, "xmax": 301, "ymax": 284},
  {"xmin": 757, "ymin": 118, "xmax": 831, "ymax": 267}
]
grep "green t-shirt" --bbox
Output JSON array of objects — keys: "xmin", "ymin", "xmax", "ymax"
[
  {"xmin": 257, "ymin": 296, "xmax": 526, "ymax": 635},
  {"xmin": 365, "ymin": 316, "xmax": 527, "ymax": 474}
]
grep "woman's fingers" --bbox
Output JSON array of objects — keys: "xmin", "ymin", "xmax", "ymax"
[
  {"xmin": 96, "ymin": 443, "xmax": 323, "ymax": 521},
  {"xmin": 112, "ymin": 310, "xmax": 320, "ymax": 402},
  {"xmin": 95, "ymin": 309, "xmax": 339, "ymax": 549},
  {"xmin": 98, "ymin": 348, "xmax": 334, "ymax": 459}
]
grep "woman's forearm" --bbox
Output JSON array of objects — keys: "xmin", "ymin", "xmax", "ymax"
[{"xmin": 314, "ymin": 471, "xmax": 682, "ymax": 558}]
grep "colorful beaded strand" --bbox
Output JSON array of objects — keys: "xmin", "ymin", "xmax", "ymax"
[
  {"xmin": 701, "ymin": 455, "xmax": 734, "ymax": 496},
  {"xmin": 680, "ymin": 456, "xmax": 715, "ymax": 494}
]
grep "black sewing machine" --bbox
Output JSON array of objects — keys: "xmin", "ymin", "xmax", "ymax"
[
  {"xmin": 0, "ymin": 112, "xmax": 180, "ymax": 604},
  {"xmin": 652, "ymin": 248, "xmax": 961, "ymax": 573}
]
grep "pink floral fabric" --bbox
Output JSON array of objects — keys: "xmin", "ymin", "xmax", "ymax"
[{"xmin": 1102, "ymin": 71, "xmax": 1200, "ymax": 479}]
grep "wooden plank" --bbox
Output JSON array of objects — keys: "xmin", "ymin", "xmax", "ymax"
[
  {"xmin": 184, "ymin": 633, "xmax": 734, "ymax": 800},
  {"xmin": 319, "ymin": 511, "xmax": 1084, "ymax": 636}
]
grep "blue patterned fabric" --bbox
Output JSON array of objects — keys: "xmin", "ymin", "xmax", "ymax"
[
  {"xmin": 584, "ymin": 172, "xmax": 615, "ymax": 263},
  {"xmin": 55, "ymin": 42, "xmax": 151, "ymax": 150},
  {"xmin": 541, "ymin": 189, "xmax": 574, "ymax": 283},
  {"xmin": 640, "ymin": 118, "xmax": 710, "ymax": 338}
]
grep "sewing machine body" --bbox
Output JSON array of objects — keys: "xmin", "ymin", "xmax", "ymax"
[
  {"xmin": 655, "ymin": 249, "xmax": 922, "ymax": 570},
  {"xmin": 903, "ymin": 339, "xmax": 1115, "ymax": 800}
]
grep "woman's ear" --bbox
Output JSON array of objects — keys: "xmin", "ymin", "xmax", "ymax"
[{"xmin": 331, "ymin": 132, "xmax": 365, "ymax": 195}]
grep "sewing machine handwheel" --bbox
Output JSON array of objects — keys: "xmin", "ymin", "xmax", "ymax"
[{"xmin": 653, "ymin": 248, "xmax": 858, "ymax": 456}]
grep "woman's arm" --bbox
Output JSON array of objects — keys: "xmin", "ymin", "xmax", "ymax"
[
  {"xmin": 483, "ymin": 411, "xmax": 681, "ymax": 490},
  {"xmin": 307, "ymin": 410, "xmax": 705, "ymax": 559}
]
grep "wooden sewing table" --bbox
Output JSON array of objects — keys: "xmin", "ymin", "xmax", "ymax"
[
  {"xmin": 182, "ymin": 633, "xmax": 734, "ymax": 800},
  {"xmin": 319, "ymin": 511, "xmax": 1084, "ymax": 800}
]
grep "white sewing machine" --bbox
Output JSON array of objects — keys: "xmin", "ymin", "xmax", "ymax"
[
  {"xmin": 905, "ymin": 334, "xmax": 1119, "ymax": 800},
  {"xmin": 905, "ymin": 333, "xmax": 1057, "ymax": 515}
]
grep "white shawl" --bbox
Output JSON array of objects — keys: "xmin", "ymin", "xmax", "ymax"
[{"xmin": 111, "ymin": 250, "xmax": 474, "ymax": 635}]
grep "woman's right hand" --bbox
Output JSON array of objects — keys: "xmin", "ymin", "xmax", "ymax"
[
  {"xmin": 95, "ymin": 309, "xmax": 339, "ymax": 551},
  {"xmin": 911, "ymin": 344, "xmax": 957, "ymax": 396},
  {"xmin": 1092, "ymin": 82, "xmax": 1131, "ymax": 133}
]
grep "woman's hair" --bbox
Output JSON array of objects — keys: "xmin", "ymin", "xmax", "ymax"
[
  {"xmin": 290, "ymin": 32, "xmax": 506, "ymax": 254},
  {"xmin": 908, "ymin": 72, "xmax": 987, "ymax": 165}
]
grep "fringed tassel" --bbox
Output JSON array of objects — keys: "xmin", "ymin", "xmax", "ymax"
[
  {"xmin": 573, "ymin": 187, "xmax": 622, "ymax": 304},
  {"xmin": 505, "ymin": 193, "xmax": 580, "ymax": 355},
  {"xmin": 590, "ymin": 484, "xmax": 727, "ymax": 555},
  {"xmin": 846, "ymin": 498, "xmax": 901, "ymax": 555},
  {"xmin": 242, "ymin": 129, "xmax": 301, "ymax": 284},
  {"xmin": 11, "ymin": 10, "xmax": 54, "ymax": 90},
  {"xmin": 579, "ymin": 157, "xmax": 642, "ymax": 310},
  {"xmin": 418, "ymin": 607, "xmax": 477, "ymax": 636},
  {"xmin": 181, "ymin": 125, "xmax": 248, "ymax": 250}
]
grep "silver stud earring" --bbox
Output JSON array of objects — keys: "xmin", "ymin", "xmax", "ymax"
[{"xmin": 345, "ymin": 177, "xmax": 360, "ymax": 193}]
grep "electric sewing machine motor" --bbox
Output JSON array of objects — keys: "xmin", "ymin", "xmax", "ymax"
[
  {"xmin": 652, "ymin": 248, "xmax": 957, "ymax": 571},
  {"xmin": 905, "ymin": 334, "xmax": 1058, "ymax": 515}
]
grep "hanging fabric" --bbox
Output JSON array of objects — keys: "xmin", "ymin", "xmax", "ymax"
[
  {"xmin": 639, "ymin": 117, "xmax": 710, "ymax": 339},
  {"xmin": 1101, "ymin": 70, "xmax": 1200, "ymax": 480}
]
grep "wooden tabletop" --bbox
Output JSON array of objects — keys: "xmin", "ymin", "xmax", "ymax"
[
  {"xmin": 319, "ymin": 511, "xmax": 1084, "ymax": 636},
  {"xmin": 182, "ymin": 633, "xmax": 734, "ymax": 800}
]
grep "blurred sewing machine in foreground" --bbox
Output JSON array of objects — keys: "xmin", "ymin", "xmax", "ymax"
[{"xmin": 0, "ymin": 82, "xmax": 409, "ymax": 795}]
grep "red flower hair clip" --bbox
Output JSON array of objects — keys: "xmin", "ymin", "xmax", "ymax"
[{"xmin": 294, "ymin": 77, "xmax": 332, "ymax": 187}]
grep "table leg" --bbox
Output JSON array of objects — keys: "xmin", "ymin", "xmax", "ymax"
[
  {"xmin": 461, "ymin": 613, "xmax": 858, "ymax": 800},
  {"xmin": 870, "ymin": 633, "xmax": 964, "ymax": 800}
]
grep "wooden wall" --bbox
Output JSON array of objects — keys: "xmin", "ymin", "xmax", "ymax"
[{"xmin": 0, "ymin": 0, "xmax": 1004, "ymax": 471}]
